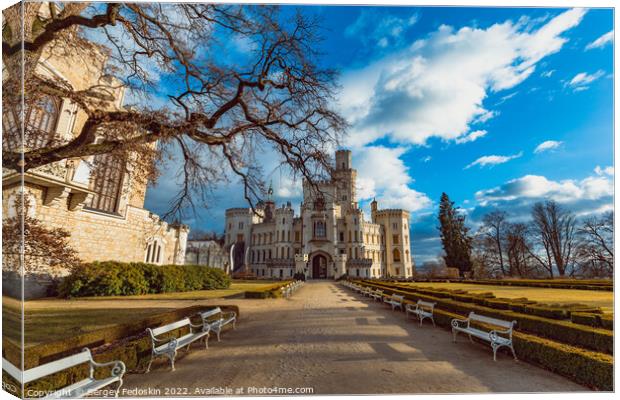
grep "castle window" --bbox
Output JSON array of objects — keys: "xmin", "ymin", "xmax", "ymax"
[
  {"xmin": 268, "ymin": 249, "xmax": 272, "ymax": 259},
  {"xmin": 282, "ymin": 217, "xmax": 286, "ymax": 224},
  {"xmin": 406, "ymin": 250, "xmax": 410, "ymax": 262},
  {"xmin": 287, "ymin": 230, "xmax": 291, "ymax": 242},
  {"xmin": 295, "ymin": 231, "xmax": 300, "ymax": 242},
  {"xmin": 354, "ymin": 231, "xmax": 358, "ymax": 242},
  {"xmin": 3, "ymin": 94, "xmax": 61, "ymax": 152},
  {"xmin": 239, "ymin": 222, "xmax": 244, "ymax": 229},
  {"xmin": 393, "ymin": 248, "xmax": 401, "ymax": 263},
  {"xmin": 236, "ymin": 234, "xmax": 244, "ymax": 242},
  {"xmin": 86, "ymin": 153, "xmax": 124, "ymax": 214},
  {"xmin": 392, "ymin": 222, "xmax": 398, "ymax": 230},
  {"xmin": 269, "ymin": 232, "xmax": 273, "ymax": 243},
  {"xmin": 392, "ymin": 234, "xmax": 399, "ymax": 244},
  {"xmin": 146, "ymin": 240, "xmax": 163, "ymax": 264},
  {"xmin": 314, "ymin": 221, "xmax": 326, "ymax": 238}
]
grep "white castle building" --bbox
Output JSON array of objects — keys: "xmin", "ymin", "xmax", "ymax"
[{"xmin": 224, "ymin": 150, "xmax": 414, "ymax": 279}]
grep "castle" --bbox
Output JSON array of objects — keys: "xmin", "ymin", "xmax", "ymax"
[{"xmin": 225, "ymin": 150, "xmax": 414, "ymax": 279}]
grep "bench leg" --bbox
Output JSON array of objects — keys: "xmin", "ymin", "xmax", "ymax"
[
  {"xmin": 492, "ymin": 343, "xmax": 499, "ymax": 361},
  {"xmin": 468, "ymin": 334, "xmax": 474, "ymax": 343},
  {"xmin": 419, "ymin": 315, "xmax": 423, "ymax": 327},
  {"xmin": 168, "ymin": 350, "xmax": 178, "ymax": 371},
  {"xmin": 146, "ymin": 353, "xmax": 154, "ymax": 374},
  {"xmin": 115, "ymin": 378, "xmax": 124, "ymax": 398},
  {"xmin": 452, "ymin": 329, "xmax": 458, "ymax": 343},
  {"xmin": 510, "ymin": 344, "xmax": 517, "ymax": 361},
  {"xmin": 431, "ymin": 317, "xmax": 436, "ymax": 328}
]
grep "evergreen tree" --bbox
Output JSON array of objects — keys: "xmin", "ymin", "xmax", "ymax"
[{"xmin": 438, "ymin": 193, "xmax": 473, "ymax": 277}]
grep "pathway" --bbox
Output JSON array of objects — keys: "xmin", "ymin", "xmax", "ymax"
[{"xmin": 120, "ymin": 281, "xmax": 586, "ymax": 395}]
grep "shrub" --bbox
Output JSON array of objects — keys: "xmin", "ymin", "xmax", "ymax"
[
  {"xmin": 244, "ymin": 281, "xmax": 292, "ymax": 299},
  {"xmin": 571, "ymin": 312, "xmax": 600, "ymax": 328},
  {"xmin": 599, "ymin": 314, "xmax": 613, "ymax": 330},
  {"xmin": 59, "ymin": 262, "xmax": 231, "ymax": 297}
]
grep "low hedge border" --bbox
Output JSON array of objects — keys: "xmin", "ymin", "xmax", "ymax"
[
  {"xmin": 427, "ymin": 307, "xmax": 613, "ymax": 391},
  {"xmin": 2, "ymin": 305, "xmax": 239, "ymax": 395},
  {"xmin": 394, "ymin": 282, "xmax": 603, "ymax": 320},
  {"xmin": 244, "ymin": 281, "xmax": 293, "ymax": 299},
  {"xmin": 571, "ymin": 312, "xmax": 614, "ymax": 331},
  {"xmin": 384, "ymin": 278, "xmax": 612, "ymax": 291},
  {"xmin": 355, "ymin": 280, "xmax": 613, "ymax": 355}
]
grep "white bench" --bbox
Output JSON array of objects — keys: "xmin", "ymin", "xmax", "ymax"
[
  {"xmin": 383, "ymin": 294, "xmax": 405, "ymax": 311},
  {"xmin": 406, "ymin": 300, "xmax": 436, "ymax": 327},
  {"xmin": 2, "ymin": 348, "xmax": 125, "ymax": 398},
  {"xmin": 362, "ymin": 287, "xmax": 373, "ymax": 297},
  {"xmin": 146, "ymin": 317, "xmax": 209, "ymax": 372},
  {"xmin": 369, "ymin": 289, "xmax": 384, "ymax": 302},
  {"xmin": 198, "ymin": 307, "xmax": 237, "ymax": 342},
  {"xmin": 451, "ymin": 312, "xmax": 517, "ymax": 361}
]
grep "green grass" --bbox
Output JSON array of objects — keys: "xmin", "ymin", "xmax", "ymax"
[
  {"xmin": 402, "ymin": 282, "xmax": 614, "ymax": 312},
  {"xmin": 2, "ymin": 281, "xmax": 279, "ymax": 348}
]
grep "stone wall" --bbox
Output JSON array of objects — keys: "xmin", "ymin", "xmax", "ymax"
[{"xmin": 3, "ymin": 183, "xmax": 187, "ymax": 269}]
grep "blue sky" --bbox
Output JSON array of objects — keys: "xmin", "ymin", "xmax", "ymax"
[{"xmin": 143, "ymin": 6, "xmax": 614, "ymax": 264}]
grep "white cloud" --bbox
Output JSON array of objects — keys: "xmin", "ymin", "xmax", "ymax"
[
  {"xmin": 567, "ymin": 70, "xmax": 605, "ymax": 91},
  {"xmin": 534, "ymin": 140, "xmax": 563, "ymax": 153},
  {"xmin": 345, "ymin": 11, "xmax": 418, "ymax": 49},
  {"xmin": 339, "ymin": 8, "xmax": 586, "ymax": 147},
  {"xmin": 465, "ymin": 152, "xmax": 522, "ymax": 169},
  {"xmin": 422, "ymin": 155, "xmax": 432, "ymax": 163},
  {"xmin": 352, "ymin": 146, "xmax": 431, "ymax": 212},
  {"xmin": 585, "ymin": 31, "xmax": 613, "ymax": 50},
  {"xmin": 475, "ymin": 173, "xmax": 613, "ymax": 206},
  {"xmin": 455, "ymin": 130, "xmax": 488, "ymax": 144},
  {"xmin": 594, "ymin": 165, "xmax": 614, "ymax": 176},
  {"xmin": 541, "ymin": 69, "xmax": 555, "ymax": 78}
]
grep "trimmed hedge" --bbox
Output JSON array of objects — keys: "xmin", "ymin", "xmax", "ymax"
[
  {"xmin": 244, "ymin": 281, "xmax": 293, "ymax": 299},
  {"xmin": 355, "ymin": 280, "xmax": 613, "ymax": 355},
  {"xmin": 58, "ymin": 261, "xmax": 231, "ymax": 297},
  {"xmin": 2, "ymin": 305, "xmax": 239, "ymax": 396}
]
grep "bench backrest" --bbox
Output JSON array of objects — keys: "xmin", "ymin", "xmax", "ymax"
[
  {"xmin": 22, "ymin": 349, "xmax": 92, "ymax": 384},
  {"xmin": 200, "ymin": 307, "xmax": 223, "ymax": 319},
  {"xmin": 469, "ymin": 312, "xmax": 515, "ymax": 329},
  {"xmin": 417, "ymin": 300, "xmax": 435, "ymax": 311},
  {"xmin": 151, "ymin": 318, "xmax": 191, "ymax": 336},
  {"xmin": 391, "ymin": 294, "xmax": 404, "ymax": 302}
]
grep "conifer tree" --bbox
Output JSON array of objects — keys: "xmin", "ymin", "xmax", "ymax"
[{"xmin": 438, "ymin": 193, "xmax": 473, "ymax": 277}]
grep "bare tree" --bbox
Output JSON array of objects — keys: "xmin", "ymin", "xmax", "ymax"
[
  {"xmin": 477, "ymin": 210, "xmax": 508, "ymax": 276},
  {"xmin": 2, "ymin": 3, "xmax": 346, "ymax": 217},
  {"xmin": 528, "ymin": 200, "xmax": 577, "ymax": 277},
  {"xmin": 504, "ymin": 222, "xmax": 536, "ymax": 277},
  {"xmin": 575, "ymin": 211, "xmax": 613, "ymax": 277}
]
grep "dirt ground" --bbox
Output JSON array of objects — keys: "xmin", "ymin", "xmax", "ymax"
[{"xmin": 115, "ymin": 281, "xmax": 587, "ymax": 395}]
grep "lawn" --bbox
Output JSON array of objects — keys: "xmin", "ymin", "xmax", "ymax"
[
  {"xmin": 402, "ymin": 282, "xmax": 614, "ymax": 312},
  {"xmin": 2, "ymin": 281, "xmax": 278, "ymax": 348}
]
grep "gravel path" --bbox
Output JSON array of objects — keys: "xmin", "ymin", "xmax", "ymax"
[{"xmin": 119, "ymin": 281, "xmax": 587, "ymax": 396}]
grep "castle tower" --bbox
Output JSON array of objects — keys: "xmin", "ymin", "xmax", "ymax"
[{"xmin": 332, "ymin": 149, "xmax": 357, "ymax": 211}]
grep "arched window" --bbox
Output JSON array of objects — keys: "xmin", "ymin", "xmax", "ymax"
[
  {"xmin": 86, "ymin": 153, "xmax": 124, "ymax": 214},
  {"xmin": 2, "ymin": 94, "xmax": 61, "ymax": 151},
  {"xmin": 406, "ymin": 250, "xmax": 410, "ymax": 262},
  {"xmin": 393, "ymin": 248, "xmax": 401, "ymax": 263},
  {"xmin": 146, "ymin": 240, "xmax": 163, "ymax": 264}
]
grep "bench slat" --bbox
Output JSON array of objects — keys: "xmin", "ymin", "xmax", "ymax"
[
  {"xmin": 23, "ymin": 350, "xmax": 92, "ymax": 384},
  {"xmin": 200, "ymin": 308, "xmax": 223, "ymax": 318},
  {"xmin": 470, "ymin": 313, "xmax": 514, "ymax": 329},
  {"xmin": 152, "ymin": 318, "xmax": 191, "ymax": 336}
]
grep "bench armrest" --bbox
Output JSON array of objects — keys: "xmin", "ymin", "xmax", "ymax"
[
  {"xmin": 451, "ymin": 318, "xmax": 469, "ymax": 329},
  {"xmin": 189, "ymin": 321, "xmax": 205, "ymax": 332},
  {"xmin": 90, "ymin": 359, "xmax": 126, "ymax": 378},
  {"xmin": 223, "ymin": 311, "xmax": 237, "ymax": 320}
]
